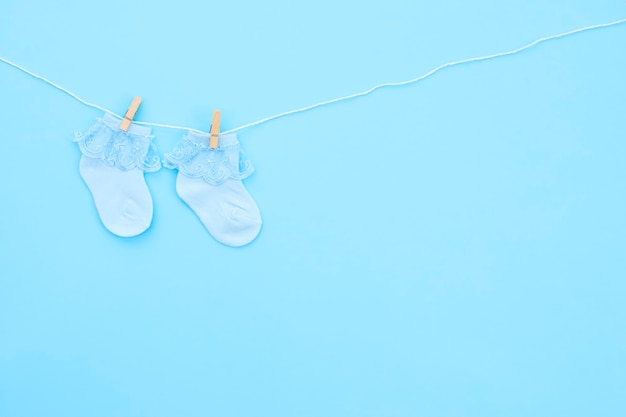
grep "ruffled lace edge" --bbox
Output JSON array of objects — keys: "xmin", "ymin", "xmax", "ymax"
[
  {"xmin": 163, "ymin": 135, "xmax": 254, "ymax": 185},
  {"xmin": 74, "ymin": 118, "xmax": 161, "ymax": 173}
]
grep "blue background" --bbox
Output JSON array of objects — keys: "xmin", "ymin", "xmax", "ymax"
[{"xmin": 1, "ymin": 1, "xmax": 625, "ymax": 416}]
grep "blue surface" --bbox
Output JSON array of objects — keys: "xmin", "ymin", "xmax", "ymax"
[{"xmin": 1, "ymin": 1, "xmax": 626, "ymax": 416}]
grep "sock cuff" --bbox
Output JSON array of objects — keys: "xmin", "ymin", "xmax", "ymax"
[
  {"xmin": 163, "ymin": 132, "xmax": 254, "ymax": 185},
  {"xmin": 74, "ymin": 114, "xmax": 161, "ymax": 172}
]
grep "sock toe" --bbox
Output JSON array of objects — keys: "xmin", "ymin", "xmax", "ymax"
[{"xmin": 111, "ymin": 201, "xmax": 152, "ymax": 237}]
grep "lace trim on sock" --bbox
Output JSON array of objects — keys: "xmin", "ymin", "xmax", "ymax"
[
  {"xmin": 74, "ymin": 118, "xmax": 161, "ymax": 172},
  {"xmin": 163, "ymin": 135, "xmax": 254, "ymax": 185}
]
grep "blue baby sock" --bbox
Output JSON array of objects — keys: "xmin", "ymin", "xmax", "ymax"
[
  {"xmin": 164, "ymin": 131, "xmax": 262, "ymax": 246},
  {"xmin": 75, "ymin": 113, "xmax": 161, "ymax": 237}
]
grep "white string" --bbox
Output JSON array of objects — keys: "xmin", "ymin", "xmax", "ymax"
[
  {"xmin": 222, "ymin": 17, "xmax": 626, "ymax": 134},
  {"xmin": 0, "ymin": 56, "xmax": 116, "ymax": 115},
  {"xmin": 1, "ymin": 17, "xmax": 625, "ymax": 136}
]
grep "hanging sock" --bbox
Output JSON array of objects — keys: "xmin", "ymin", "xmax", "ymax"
[
  {"xmin": 74, "ymin": 113, "xmax": 161, "ymax": 237},
  {"xmin": 164, "ymin": 131, "xmax": 262, "ymax": 247}
]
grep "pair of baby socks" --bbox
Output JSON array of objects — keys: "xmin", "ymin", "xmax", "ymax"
[{"xmin": 74, "ymin": 114, "xmax": 262, "ymax": 247}]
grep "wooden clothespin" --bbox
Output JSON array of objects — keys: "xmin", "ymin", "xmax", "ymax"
[
  {"xmin": 209, "ymin": 110, "xmax": 221, "ymax": 149},
  {"xmin": 120, "ymin": 96, "xmax": 142, "ymax": 132}
]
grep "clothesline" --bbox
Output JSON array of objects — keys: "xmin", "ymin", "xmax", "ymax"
[{"xmin": 1, "ymin": 17, "xmax": 625, "ymax": 136}]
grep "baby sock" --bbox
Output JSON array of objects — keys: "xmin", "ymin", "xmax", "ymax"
[
  {"xmin": 164, "ymin": 131, "xmax": 262, "ymax": 247},
  {"xmin": 74, "ymin": 113, "xmax": 161, "ymax": 237}
]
